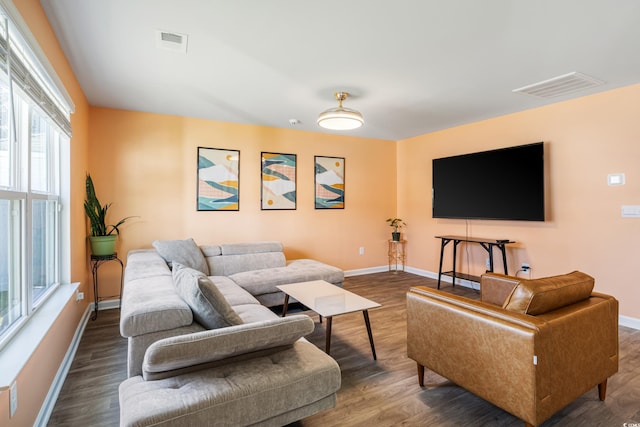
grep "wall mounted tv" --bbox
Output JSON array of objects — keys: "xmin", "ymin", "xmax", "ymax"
[{"xmin": 432, "ymin": 142, "xmax": 545, "ymax": 221}]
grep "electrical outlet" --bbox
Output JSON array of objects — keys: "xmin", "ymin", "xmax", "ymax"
[
  {"xmin": 76, "ymin": 291, "xmax": 84, "ymax": 301},
  {"xmin": 359, "ymin": 246, "xmax": 365, "ymax": 255},
  {"xmin": 521, "ymin": 263, "xmax": 530, "ymax": 270},
  {"xmin": 10, "ymin": 382, "xmax": 17, "ymax": 417}
]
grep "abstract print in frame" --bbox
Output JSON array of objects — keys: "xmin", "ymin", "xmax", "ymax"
[
  {"xmin": 315, "ymin": 156, "xmax": 345, "ymax": 209},
  {"xmin": 261, "ymin": 152, "xmax": 297, "ymax": 210},
  {"xmin": 197, "ymin": 147, "xmax": 240, "ymax": 211}
]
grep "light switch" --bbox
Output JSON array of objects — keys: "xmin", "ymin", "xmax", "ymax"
[
  {"xmin": 608, "ymin": 173, "xmax": 625, "ymax": 186},
  {"xmin": 621, "ymin": 205, "xmax": 640, "ymax": 218}
]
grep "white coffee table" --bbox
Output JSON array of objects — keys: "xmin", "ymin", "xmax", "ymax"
[{"xmin": 277, "ymin": 280, "xmax": 381, "ymax": 360}]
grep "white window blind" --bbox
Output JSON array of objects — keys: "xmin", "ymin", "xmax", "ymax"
[{"xmin": 0, "ymin": 17, "xmax": 71, "ymax": 136}]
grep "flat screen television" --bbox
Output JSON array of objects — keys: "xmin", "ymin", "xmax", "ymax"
[{"xmin": 432, "ymin": 142, "xmax": 545, "ymax": 221}]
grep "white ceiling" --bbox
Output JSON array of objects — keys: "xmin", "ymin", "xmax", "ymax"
[{"xmin": 41, "ymin": 0, "xmax": 640, "ymax": 141}]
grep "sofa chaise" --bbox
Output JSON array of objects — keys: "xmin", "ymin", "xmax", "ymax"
[
  {"xmin": 153, "ymin": 239, "xmax": 344, "ymax": 307},
  {"xmin": 407, "ymin": 271, "xmax": 618, "ymax": 427},
  {"xmin": 118, "ymin": 240, "xmax": 343, "ymax": 426}
]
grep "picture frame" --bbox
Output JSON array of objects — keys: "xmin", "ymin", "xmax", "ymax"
[
  {"xmin": 197, "ymin": 147, "xmax": 240, "ymax": 211},
  {"xmin": 314, "ymin": 156, "xmax": 345, "ymax": 209},
  {"xmin": 261, "ymin": 152, "xmax": 297, "ymax": 210}
]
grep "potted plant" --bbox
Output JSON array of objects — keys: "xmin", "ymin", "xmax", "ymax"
[
  {"xmin": 84, "ymin": 173, "xmax": 135, "ymax": 256},
  {"xmin": 386, "ymin": 218, "xmax": 406, "ymax": 241}
]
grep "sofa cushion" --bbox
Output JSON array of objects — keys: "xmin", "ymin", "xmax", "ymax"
[
  {"xmin": 172, "ymin": 263, "xmax": 243, "ymax": 329},
  {"xmin": 217, "ymin": 252, "xmax": 286, "ymax": 276},
  {"xmin": 502, "ymin": 271, "xmax": 594, "ymax": 315},
  {"xmin": 233, "ymin": 303, "xmax": 279, "ymax": 323},
  {"xmin": 231, "ymin": 260, "xmax": 343, "ymax": 297},
  {"xmin": 287, "ymin": 259, "xmax": 344, "ymax": 284},
  {"xmin": 123, "ymin": 249, "xmax": 172, "ymax": 281},
  {"xmin": 142, "ymin": 315, "xmax": 314, "ymax": 380},
  {"xmin": 221, "ymin": 241, "xmax": 283, "ymax": 255},
  {"xmin": 209, "ymin": 276, "xmax": 260, "ymax": 306},
  {"xmin": 153, "ymin": 238, "xmax": 209, "ymax": 275},
  {"xmin": 204, "ymin": 241, "xmax": 286, "ymax": 276},
  {"xmin": 120, "ymin": 274, "xmax": 194, "ymax": 337},
  {"xmin": 121, "ymin": 341, "xmax": 341, "ymax": 427},
  {"xmin": 200, "ymin": 244, "xmax": 222, "ymax": 257}
]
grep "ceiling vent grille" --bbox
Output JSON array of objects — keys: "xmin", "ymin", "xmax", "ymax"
[
  {"xmin": 156, "ymin": 30, "xmax": 188, "ymax": 54},
  {"xmin": 512, "ymin": 72, "xmax": 603, "ymax": 98}
]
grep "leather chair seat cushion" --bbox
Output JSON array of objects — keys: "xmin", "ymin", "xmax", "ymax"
[{"xmin": 502, "ymin": 271, "xmax": 594, "ymax": 315}]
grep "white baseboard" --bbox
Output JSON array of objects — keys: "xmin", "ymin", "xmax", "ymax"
[
  {"xmin": 90, "ymin": 298, "xmax": 121, "ymax": 312},
  {"xmin": 619, "ymin": 315, "xmax": 640, "ymax": 331},
  {"xmin": 36, "ymin": 298, "xmax": 122, "ymax": 425},
  {"xmin": 344, "ymin": 266, "xmax": 389, "ymax": 276},
  {"xmin": 35, "ymin": 303, "xmax": 91, "ymax": 427},
  {"xmin": 404, "ymin": 266, "xmax": 481, "ymax": 291}
]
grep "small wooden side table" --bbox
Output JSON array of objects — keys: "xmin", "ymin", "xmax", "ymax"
[
  {"xmin": 90, "ymin": 253, "xmax": 124, "ymax": 320},
  {"xmin": 388, "ymin": 240, "xmax": 406, "ymax": 272}
]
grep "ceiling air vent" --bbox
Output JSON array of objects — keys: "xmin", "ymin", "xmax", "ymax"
[
  {"xmin": 512, "ymin": 72, "xmax": 603, "ymax": 98},
  {"xmin": 156, "ymin": 30, "xmax": 188, "ymax": 54}
]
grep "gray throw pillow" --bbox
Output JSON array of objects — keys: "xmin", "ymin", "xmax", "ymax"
[
  {"xmin": 172, "ymin": 263, "xmax": 243, "ymax": 329},
  {"xmin": 153, "ymin": 238, "xmax": 209, "ymax": 275}
]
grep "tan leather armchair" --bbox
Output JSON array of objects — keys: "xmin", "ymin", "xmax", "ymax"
[{"xmin": 406, "ymin": 271, "xmax": 618, "ymax": 427}]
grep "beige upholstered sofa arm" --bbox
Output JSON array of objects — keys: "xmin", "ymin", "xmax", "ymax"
[{"xmin": 142, "ymin": 315, "xmax": 314, "ymax": 380}]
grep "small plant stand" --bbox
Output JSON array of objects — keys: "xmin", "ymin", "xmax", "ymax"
[
  {"xmin": 90, "ymin": 253, "xmax": 124, "ymax": 320},
  {"xmin": 388, "ymin": 240, "xmax": 406, "ymax": 272}
]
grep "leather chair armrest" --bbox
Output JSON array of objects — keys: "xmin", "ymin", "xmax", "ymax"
[{"xmin": 480, "ymin": 273, "xmax": 521, "ymax": 306}]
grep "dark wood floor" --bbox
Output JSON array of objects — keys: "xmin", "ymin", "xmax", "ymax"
[{"xmin": 48, "ymin": 272, "xmax": 640, "ymax": 426}]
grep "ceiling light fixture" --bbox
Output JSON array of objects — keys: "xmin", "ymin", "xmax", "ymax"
[{"xmin": 317, "ymin": 92, "xmax": 364, "ymax": 130}]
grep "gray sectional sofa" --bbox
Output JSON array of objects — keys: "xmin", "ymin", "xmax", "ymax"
[{"xmin": 118, "ymin": 240, "xmax": 343, "ymax": 426}]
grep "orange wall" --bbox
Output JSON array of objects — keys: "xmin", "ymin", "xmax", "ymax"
[
  {"xmin": 0, "ymin": 1, "xmax": 90, "ymax": 426},
  {"xmin": 88, "ymin": 109, "xmax": 398, "ymax": 296},
  {"xmin": 4, "ymin": 1, "xmax": 640, "ymax": 423},
  {"xmin": 398, "ymin": 84, "xmax": 640, "ymax": 319}
]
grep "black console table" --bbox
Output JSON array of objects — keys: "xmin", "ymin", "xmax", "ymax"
[
  {"xmin": 90, "ymin": 253, "xmax": 124, "ymax": 320},
  {"xmin": 435, "ymin": 235, "xmax": 515, "ymax": 289}
]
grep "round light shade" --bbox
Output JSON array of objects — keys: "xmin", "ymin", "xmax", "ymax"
[{"xmin": 317, "ymin": 107, "xmax": 364, "ymax": 130}]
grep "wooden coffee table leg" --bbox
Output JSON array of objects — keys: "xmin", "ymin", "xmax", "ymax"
[
  {"xmin": 282, "ymin": 294, "xmax": 289, "ymax": 317},
  {"xmin": 363, "ymin": 310, "xmax": 377, "ymax": 360},
  {"xmin": 325, "ymin": 316, "xmax": 333, "ymax": 354}
]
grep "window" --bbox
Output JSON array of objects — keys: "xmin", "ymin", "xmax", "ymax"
[{"xmin": 0, "ymin": 7, "xmax": 72, "ymax": 347}]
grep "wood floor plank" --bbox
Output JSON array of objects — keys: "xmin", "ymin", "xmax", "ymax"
[{"xmin": 48, "ymin": 272, "xmax": 640, "ymax": 426}]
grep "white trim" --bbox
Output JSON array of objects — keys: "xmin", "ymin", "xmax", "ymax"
[
  {"xmin": 619, "ymin": 315, "xmax": 640, "ymax": 331},
  {"xmin": 34, "ymin": 303, "xmax": 90, "ymax": 427},
  {"xmin": 90, "ymin": 298, "xmax": 121, "ymax": 312},
  {"xmin": 404, "ymin": 266, "xmax": 481, "ymax": 291},
  {"xmin": 0, "ymin": 282, "xmax": 79, "ymax": 390},
  {"xmin": 344, "ymin": 266, "xmax": 388, "ymax": 277}
]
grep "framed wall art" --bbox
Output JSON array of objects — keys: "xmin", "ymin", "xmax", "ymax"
[
  {"xmin": 197, "ymin": 147, "xmax": 240, "ymax": 211},
  {"xmin": 314, "ymin": 156, "xmax": 345, "ymax": 209},
  {"xmin": 261, "ymin": 152, "xmax": 297, "ymax": 210}
]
